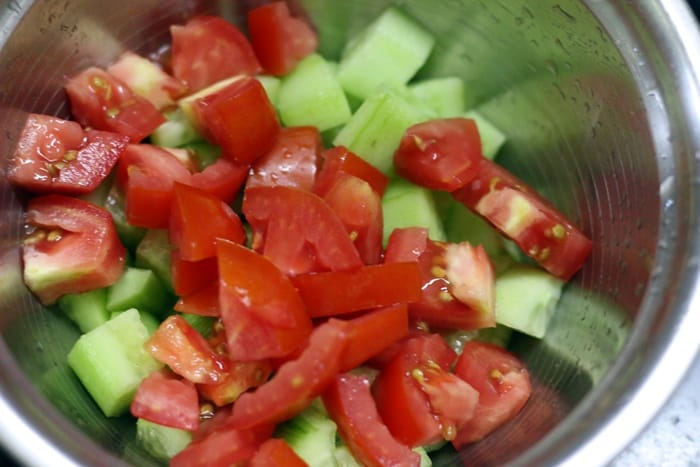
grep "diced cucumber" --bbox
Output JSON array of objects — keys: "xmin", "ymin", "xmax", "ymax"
[
  {"xmin": 104, "ymin": 183, "xmax": 147, "ymax": 251},
  {"xmin": 333, "ymin": 87, "xmax": 432, "ymax": 174},
  {"xmin": 135, "ymin": 229, "xmax": 173, "ymax": 294},
  {"xmin": 337, "ymin": 7, "xmax": 434, "ymax": 100},
  {"xmin": 150, "ymin": 108, "xmax": 201, "ymax": 148},
  {"xmin": 442, "ymin": 324, "xmax": 515, "ymax": 354},
  {"xmin": 415, "ymin": 446, "xmax": 433, "ymax": 466},
  {"xmin": 183, "ymin": 141, "xmax": 222, "ymax": 170},
  {"xmin": 136, "ymin": 418, "xmax": 192, "ymax": 461},
  {"xmin": 463, "ymin": 110, "xmax": 506, "ymax": 160},
  {"xmin": 58, "ymin": 288, "xmax": 110, "ymax": 333},
  {"xmin": 106, "ymin": 267, "xmax": 167, "ymax": 316},
  {"xmin": 110, "ymin": 309, "xmax": 160, "ymax": 336},
  {"xmin": 180, "ymin": 313, "xmax": 216, "ymax": 339},
  {"xmin": 275, "ymin": 402, "xmax": 338, "ymax": 467},
  {"xmin": 409, "ymin": 77, "xmax": 465, "ymax": 118},
  {"xmin": 67, "ymin": 309, "xmax": 163, "ymax": 417},
  {"xmin": 495, "ymin": 264, "xmax": 564, "ymax": 338},
  {"xmin": 277, "ymin": 54, "xmax": 352, "ymax": 131},
  {"xmin": 382, "ymin": 178, "xmax": 446, "ymax": 244},
  {"xmin": 256, "ymin": 75, "xmax": 282, "ymax": 109}
]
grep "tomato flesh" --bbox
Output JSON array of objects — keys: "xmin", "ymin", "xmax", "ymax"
[
  {"xmin": 170, "ymin": 251, "xmax": 218, "ymax": 299},
  {"xmin": 189, "ymin": 157, "xmax": 248, "ymax": 205},
  {"xmin": 248, "ymin": 438, "xmax": 308, "ymax": 467},
  {"xmin": 130, "ymin": 369, "xmax": 200, "ymax": 431},
  {"xmin": 315, "ymin": 145, "xmax": 389, "ymax": 197}
]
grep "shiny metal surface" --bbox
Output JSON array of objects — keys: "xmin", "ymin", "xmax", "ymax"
[{"xmin": 0, "ymin": 0, "xmax": 699, "ymax": 466}]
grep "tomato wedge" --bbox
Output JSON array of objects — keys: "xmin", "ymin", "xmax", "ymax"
[
  {"xmin": 65, "ymin": 67, "xmax": 165, "ymax": 142},
  {"xmin": 197, "ymin": 359, "xmax": 272, "ymax": 407},
  {"xmin": 22, "ymin": 195, "xmax": 126, "ymax": 305},
  {"xmin": 314, "ymin": 145, "xmax": 389, "ymax": 197},
  {"xmin": 452, "ymin": 341, "xmax": 532, "ymax": 447},
  {"xmin": 174, "ymin": 282, "xmax": 220, "ymax": 317},
  {"xmin": 170, "ymin": 251, "xmax": 218, "ymax": 298},
  {"xmin": 394, "ymin": 117, "xmax": 482, "ymax": 191},
  {"xmin": 189, "ymin": 157, "xmax": 249, "ymax": 205},
  {"xmin": 8, "ymin": 114, "xmax": 129, "ymax": 195},
  {"xmin": 452, "ymin": 157, "xmax": 592, "ymax": 280},
  {"xmin": 217, "ymin": 239, "xmax": 312, "ymax": 361},
  {"xmin": 230, "ymin": 320, "xmax": 348, "ymax": 429},
  {"xmin": 170, "ymin": 15, "xmax": 262, "ymax": 93},
  {"xmin": 247, "ymin": 2, "xmax": 318, "ymax": 76},
  {"xmin": 323, "ymin": 373, "xmax": 421, "ymax": 467},
  {"xmin": 243, "ymin": 185, "xmax": 363, "ymax": 276},
  {"xmin": 130, "ymin": 369, "xmax": 200, "ymax": 431},
  {"xmin": 248, "ymin": 438, "xmax": 307, "ymax": 467},
  {"xmin": 290, "ymin": 262, "xmax": 421, "ymax": 318}
]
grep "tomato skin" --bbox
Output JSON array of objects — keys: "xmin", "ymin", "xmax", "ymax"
[
  {"xmin": 322, "ymin": 373, "xmax": 421, "ymax": 467},
  {"xmin": 174, "ymin": 282, "xmax": 220, "ymax": 317},
  {"xmin": 22, "ymin": 195, "xmax": 126, "ymax": 305},
  {"xmin": 8, "ymin": 114, "xmax": 129, "ymax": 195},
  {"xmin": 452, "ymin": 341, "xmax": 532, "ymax": 447},
  {"xmin": 314, "ymin": 146, "xmax": 389, "ymax": 197},
  {"xmin": 198, "ymin": 76, "xmax": 280, "ymax": 166},
  {"xmin": 452, "ymin": 158, "xmax": 592, "ymax": 280},
  {"xmin": 170, "ymin": 251, "xmax": 218, "ymax": 299},
  {"xmin": 243, "ymin": 186, "xmax": 363, "ymax": 276},
  {"xmin": 230, "ymin": 320, "xmax": 348, "ymax": 429},
  {"xmin": 394, "ymin": 118, "xmax": 483, "ymax": 191},
  {"xmin": 197, "ymin": 359, "xmax": 272, "ymax": 407},
  {"xmin": 248, "ymin": 438, "xmax": 307, "ymax": 467},
  {"xmin": 290, "ymin": 262, "xmax": 421, "ymax": 318},
  {"xmin": 116, "ymin": 144, "xmax": 192, "ymax": 229},
  {"xmin": 170, "ymin": 182, "xmax": 246, "ymax": 262},
  {"xmin": 170, "ymin": 15, "xmax": 262, "ymax": 93},
  {"xmin": 65, "ymin": 67, "xmax": 165, "ymax": 142},
  {"xmin": 130, "ymin": 369, "xmax": 200, "ymax": 431},
  {"xmin": 247, "ymin": 2, "xmax": 318, "ymax": 76},
  {"xmin": 246, "ymin": 126, "xmax": 322, "ymax": 192},
  {"xmin": 217, "ymin": 239, "xmax": 312, "ymax": 361},
  {"xmin": 321, "ymin": 173, "xmax": 383, "ymax": 265},
  {"xmin": 146, "ymin": 315, "xmax": 229, "ymax": 385},
  {"xmin": 189, "ymin": 157, "xmax": 249, "ymax": 205}
]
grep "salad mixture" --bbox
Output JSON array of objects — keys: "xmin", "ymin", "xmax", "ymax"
[{"xmin": 8, "ymin": 2, "xmax": 592, "ymax": 466}]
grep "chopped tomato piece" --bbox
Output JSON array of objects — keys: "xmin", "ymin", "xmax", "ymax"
[
  {"xmin": 230, "ymin": 320, "xmax": 348, "ymax": 429},
  {"xmin": 243, "ymin": 186, "xmax": 363, "ymax": 276},
  {"xmin": 314, "ymin": 145, "xmax": 389, "ymax": 197},
  {"xmin": 146, "ymin": 315, "xmax": 229, "ymax": 384},
  {"xmin": 290, "ymin": 262, "xmax": 421, "ymax": 317},
  {"xmin": 248, "ymin": 438, "xmax": 307, "ymax": 467},
  {"xmin": 174, "ymin": 282, "xmax": 220, "ymax": 317},
  {"xmin": 385, "ymin": 228, "xmax": 496, "ymax": 330},
  {"xmin": 65, "ymin": 67, "xmax": 165, "ymax": 142},
  {"xmin": 394, "ymin": 117, "xmax": 482, "ymax": 191},
  {"xmin": 22, "ymin": 195, "xmax": 126, "ymax": 305},
  {"xmin": 189, "ymin": 157, "xmax": 248, "ymax": 204},
  {"xmin": 170, "ymin": 182, "xmax": 246, "ymax": 262},
  {"xmin": 217, "ymin": 239, "xmax": 312, "ymax": 361},
  {"xmin": 452, "ymin": 341, "xmax": 532, "ymax": 447},
  {"xmin": 197, "ymin": 359, "xmax": 272, "ymax": 407},
  {"xmin": 247, "ymin": 2, "xmax": 318, "ymax": 76},
  {"xmin": 8, "ymin": 114, "xmax": 129, "ymax": 195},
  {"xmin": 246, "ymin": 126, "xmax": 322, "ymax": 192},
  {"xmin": 198, "ymin": 76, "xmax": 280, "ymax": 165},
  {"xmin": 321, "ymin": 173, "xmax": 383, "ymax": 264},
  {"xmin": 130, "ymin": 369, "xmax": 200, "ymax": 431},
  {"xmin": 323, "ymin": 373, "xmax": 420, "ymax": 467},
  {"xmin": 452, "ymin": 158, "xmax": 592, "ymax": 280},
  {"xmin": 170, "ymin": 250, "xmax": 218, "ymax": 298},
  {"xmin": 170, "ymin": 15, "xmax": 261, "ymax": 93},
  {"xmin": 116, "ymin": 144, "xmax": 192, "ymax": 228}
]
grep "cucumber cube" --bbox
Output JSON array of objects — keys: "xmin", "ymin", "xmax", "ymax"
[
  {"xmin": 150, "ymin": 109, "xmax": 201, "ymax": 148},
  {"xmin": 276, "ymin": 402, "xmax": 338, "ymax": 467},
  {"xmin": 333, "ymin": 87, "xmax": 432, "ymax": 174},
  {"xmin": 277, "ymin": 54, "xmax": 352, "ymax": 131},
  {"xmin": 409, "ymin": 77, "xmax": 466, "ymax": 118},
  {"xmin": 382, "ymin": 178, "xmax": 446, "ymax": 244},
  {"xmin": 494, "ymin": 264, "xmax": 564, "ymax": 338},
  {"xmin": 136, "ymin": 418, "xmax": 192, "ymax": 461},
  {"xmin": 58, "ymin": 288, "xmax": 110, "ymax": 333},
  {"xmin": 106, "ymin": 267, "xmax": 167, "ymax": 315},
  {"xmin": 67, "ymin": 309, "xmax": 162, "ymax": 417},
  {"xmin": 135, "ymin": 229, "xmax": 173, "ymax": 294},
  {"xmin": 109, "ymin": 309, "xmax": 160, "ymax": 336},
  {"xmin": 463, "ymin": 110, "xmax": 507, "ymax": 160},
  {"xmin": 337, "ymin": 7, "xmax": 435, "ymax": 100},
  {"xmin": 104, "ymin": 183, "xmax": 146, "ymax": 250},
  {"xmin": 256, "ymin": 75, "xmax": 282, "ymax": 108}
]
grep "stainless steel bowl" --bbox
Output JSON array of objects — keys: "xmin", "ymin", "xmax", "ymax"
[{"xmin": 1, "ymin": 1, "xmax": 699, "ymax": 466}]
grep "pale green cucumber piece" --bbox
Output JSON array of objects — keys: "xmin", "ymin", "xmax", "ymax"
[
  {"xmin": 104, "ymin": 183, "xmax": 147, "ymax": 251},
  {"xmin": 277, "ymin": 54, "xmax": 352, "ymax": 131},
  {"xmin": 180, "ymin": 313, "xmax": 216, "ymax": 339},
  {"xmin": 150, "ymin": 108, "xmax": 201, "ymax": 148},
  {"xmin": 135, "ymin": 229, "xmax": 173, "ymax": 294},
  {"xmin": 442, "ymin": 324, "xmax": 515, "ymax": 354},
  {"xmin": 67, "ymin": 309, "xmax": 162, "ymax": 417},
  {"xmin": 58, "ymin": 288, "xmax": 110, "ymax": 334},
  {"xmin": 136, "ymin": 418, "xmax": 192, "ymax": 461},
  {"xmin": 463, "ymin": 110, "xmax": 507, "ymax": 160},
  {"xmin": 106, "ymin": 267, "xmax": 167, "ymax": 316},
  {"xmin": 409, "ymin": 77, "xmax": 465, "ymax": 118},
  {"xmin": 495, "ymin": 264, "xmax": 564, "ymax": 338},
  {"xmin": 276, "ymin": 402, "xmax": 339, "ymax": 467},
  {"xmin": 110, "ymin": 309, "xmax": 160, "ymax": 336},
  {"xmin": 333, "ymin": 88, "xmax": 432, "ymax": 174},
  {"xmin": 183, "ymin": 141, "xmax": 222, "ymax": 170},
  {"xmin": 256, "ymin": 75, "xmax": 282, "ymax": 108},
  {"xmin": 337, "ymin": 7, "xmax": 434, "ymax": 100},
  {"xmin": 382, "ymin": 178, "xmax": 446, "ymax": 245}
]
